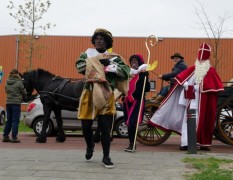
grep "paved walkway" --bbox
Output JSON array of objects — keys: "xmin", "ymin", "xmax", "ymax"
[{"xmin": 0, "ymin": 133, "xmax": 232, "ymax": 180}]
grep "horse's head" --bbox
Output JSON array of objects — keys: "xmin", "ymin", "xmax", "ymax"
[
  {"xmin": 22, "ymin": 70, "xmax": 36, "ymax": 99},
  {"xmin": 22, "ymin": 69, "xmax": 55, "ymax": 100}
]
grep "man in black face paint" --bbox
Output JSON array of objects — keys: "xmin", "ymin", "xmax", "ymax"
[{"xmin": 75, "ymin": 28, "xmax": 130, "ymax": 168}]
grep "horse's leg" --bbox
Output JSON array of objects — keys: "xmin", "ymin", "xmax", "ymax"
[
  {"xmin": 53, "ymin": 108, "xmax": 66, "ymax": 142},
  {"xmin": 36, "ymin": 104, "xmax": 52, "ymax": 143}
]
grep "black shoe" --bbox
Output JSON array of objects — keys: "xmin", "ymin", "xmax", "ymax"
[
  {"xmin": 102, "ymin": 157, "xmax": 114, "ymax": 169},
  {"xmin": 200, "ymin": 146, "xmax": 211, "ymax": 151},
  {"xmin": 2, "ymin": 136, "xmax": 11, "ymax": 142},
  {"xmin": 11, "ymin": 137, "xmax": 20, "ymax": 143},
  {"xmin": 179, "ymin": 146, "xmax": 188, "ymax": 151},
  {"xmin": 124, "ymin": 144, "xmax": 136, "ymax": 152},
  {"xmin": 85, "ymin": 144, "xmax": 95, "ymax": 161}
]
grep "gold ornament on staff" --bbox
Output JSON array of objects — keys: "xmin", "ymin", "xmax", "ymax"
[
  {"xmin": 132, "ymin": 35, "xmax": 159, "ymax": 151},
  {"xmin": 145, "ymin": 35, "xmax": 159, "ymax": 64}
]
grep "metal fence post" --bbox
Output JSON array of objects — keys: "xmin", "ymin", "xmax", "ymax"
[{"xmin": 187, "ymin": 108, "xmax": 197, "ymax": 154}]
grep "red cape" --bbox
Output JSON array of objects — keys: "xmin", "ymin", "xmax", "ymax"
[
  {"xmin": 175, "ymin": 66, "xmax": 224, "ymax": 92},
  {"xmin": 150, "ymin": 66, "xmax": 224, "ymax": 146}
]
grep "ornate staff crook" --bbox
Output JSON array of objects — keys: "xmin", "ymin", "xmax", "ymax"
[
  {"xmin": 133, "ymin": 35, "xmax": 159, "ymax": 151},
  {"xmin": 145, "ymin": 35, "xmax": 159, "ymax": 64}
]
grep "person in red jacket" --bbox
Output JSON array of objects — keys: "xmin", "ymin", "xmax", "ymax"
[{"xmin": 150, "ymin": 42, "xmax": 224, "ymax": 151}]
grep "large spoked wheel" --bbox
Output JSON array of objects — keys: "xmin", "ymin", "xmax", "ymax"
[
  {"xmin": 216, "ymin": 94, "xmax": 233, "ymax": 146},
  {"xmin": 213, "ymin": 126, "xmax": 229, "ymax": 144},
  {"xmin": 136, "ymin": 102, "xmax": 171, "ymax": 146}
]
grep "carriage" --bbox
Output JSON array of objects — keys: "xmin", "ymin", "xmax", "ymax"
[{"xmin": 136, "ymin": 81, "xmax": 233, "ymax": 146}]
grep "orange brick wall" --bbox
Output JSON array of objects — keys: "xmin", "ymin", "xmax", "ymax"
[{"xmin": 1, "ymin": 35, "xmax": 233, "ymax": 108}]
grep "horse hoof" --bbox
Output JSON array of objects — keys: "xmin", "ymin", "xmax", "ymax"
[
  {"xmin": 56, "ymin": 137, "xmax": 66, "ymax": 143},
  {"xmin": 56, "ymin": 131, "xmax": 66, "ymax": 142},
  {"xmin": 56, "ymin": 139, "xmax": 65, "ymax": 143},
  {"xmin": 36, "ymin": 137, "xmax": 47, "ymax": 143}
]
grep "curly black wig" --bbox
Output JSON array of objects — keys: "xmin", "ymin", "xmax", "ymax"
[
  {"xmin": 91, "ymin": 32, "xmax": 113, "ymax": 49},
  {"xmin": 129, "ymin": 54, "xmax": 144, "ymax": 66}
]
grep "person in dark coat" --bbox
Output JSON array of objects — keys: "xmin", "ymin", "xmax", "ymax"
[
  {"xmin": 2, "ymin": 69, "xmax": 27, "ymax": 143},
  {"xmin": 153, "ymin": 53, "xmax": 187, "ymax": 104},
  {"xmin": 123, "ymin": 54, "xmax": 150, "ymax": 152}
]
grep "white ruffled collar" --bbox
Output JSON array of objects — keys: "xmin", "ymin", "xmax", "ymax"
[{"xmin": 85, "ymin": 48, "xmax": 108, "ymax": 58}]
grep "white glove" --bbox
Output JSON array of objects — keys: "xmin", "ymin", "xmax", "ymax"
[
  {"xmin": 194, "ymin": 84, "xmax": 199, "ymax": 91},
  {"xmin": 138, "ymin": 64, "xmax": 148, "ymax": 72},
  {"xmin": 130, "ymin": 68, "xmax": 139, "ymax": 75},
  {"xmin": 183, "ymin": 81, "xmax": 189, "ymax": 90},
  {"xmin": 105, "ymin": 64, "xmax": 118, "ymax": 73}
]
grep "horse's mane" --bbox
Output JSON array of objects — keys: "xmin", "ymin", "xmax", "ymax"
[
  {"xmin": 23, "ymin": 68, "xmax": 55, "ymax": 78},
  {"xmin": 36, "ymin": 68, "xmax": 55, "ymax": 77}
]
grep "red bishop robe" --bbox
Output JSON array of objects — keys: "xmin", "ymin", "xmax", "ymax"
[{"xmin": 150, "ymin": 65, "xmax": 224, "ymax": 146}]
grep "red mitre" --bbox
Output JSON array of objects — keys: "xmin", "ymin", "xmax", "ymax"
[{"xmin": 197, "ymin": 42, "xmax": 211, "ymax": 61}]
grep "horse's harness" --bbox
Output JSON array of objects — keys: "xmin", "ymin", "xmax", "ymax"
[
  {"xmin": 39, "ymin": 76, "xmax": 78, "ymax": 105},
  {"xmin": 47, "ymin": 76, "xmax": 69, "ymax": 93}
]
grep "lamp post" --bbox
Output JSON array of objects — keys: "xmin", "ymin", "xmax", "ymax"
[{"xmin": 15, "ymin": 37, "xmax": 20, "ymax": 70}]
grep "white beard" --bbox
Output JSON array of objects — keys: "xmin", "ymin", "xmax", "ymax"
[{"xmin": 194, "ymin": 59, "xmax": 211, "ymax": 84}]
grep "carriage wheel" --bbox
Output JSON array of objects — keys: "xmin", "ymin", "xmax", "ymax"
[
  {"xmin": 136, "ymin": 102, "xmax": 171, "ymax": 146},
  {"xmin": 213, "ymin": 124, "xmax": 229, "ymax": 144},
  {"xmin": 216, "ymin": 94, "xmax": 233, "ymax": 146}
]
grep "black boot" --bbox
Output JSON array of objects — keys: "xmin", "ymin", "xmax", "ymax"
[
  {"xmin": 11, "ymin": 137, "xmax": 21, "ymax": 143},
  {"xmin": 2, "ymin": 136, "xmax": 11, "ymax": 142},
  {"xmin": 102, "ymin": 156, "xmax": 114, "ymax": 169},
  {"xmin": 124, "ymin": 143, "xmax": 136, "ymax": 152},
  {"xmin": 98, "ymin": 115, "xmax": 114, "ymax": 168},
  {"xmin": 124, "ymin": 126, "xmax": 136, "ymax": 152},
  {"xmin": 82, "ymin": 120, "xmax": 95, "ymax": 161},
  {"xmin": 85, "ymin": 144, "xmax": 95, "ymax": 161}
]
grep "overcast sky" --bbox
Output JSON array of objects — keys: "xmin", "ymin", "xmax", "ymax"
[{"xmin": 1, "ymin": 0, "xmax": 233, "ymax": 38}]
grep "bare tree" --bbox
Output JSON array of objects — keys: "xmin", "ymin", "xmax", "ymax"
[
  {"xmin": 195, "ymin": 1, "xmax": 233, "ymax": 70},
  {"xmin": 7, "ymin": 0, "xmax": 55, "ymax": 70}
]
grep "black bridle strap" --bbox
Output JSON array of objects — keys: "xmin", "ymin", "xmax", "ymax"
[{"xmin": 39, "ymin": 91, "xmax": 80, "ymax": 102}]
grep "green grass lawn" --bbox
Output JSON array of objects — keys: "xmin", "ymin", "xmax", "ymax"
[
  {"xmin": 183, "ymin": 157, "xmax": 233, "ymax": 180},
  {"xmin": 0, "ymin": 121, "xmax": 33, "ymax": 132}
]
